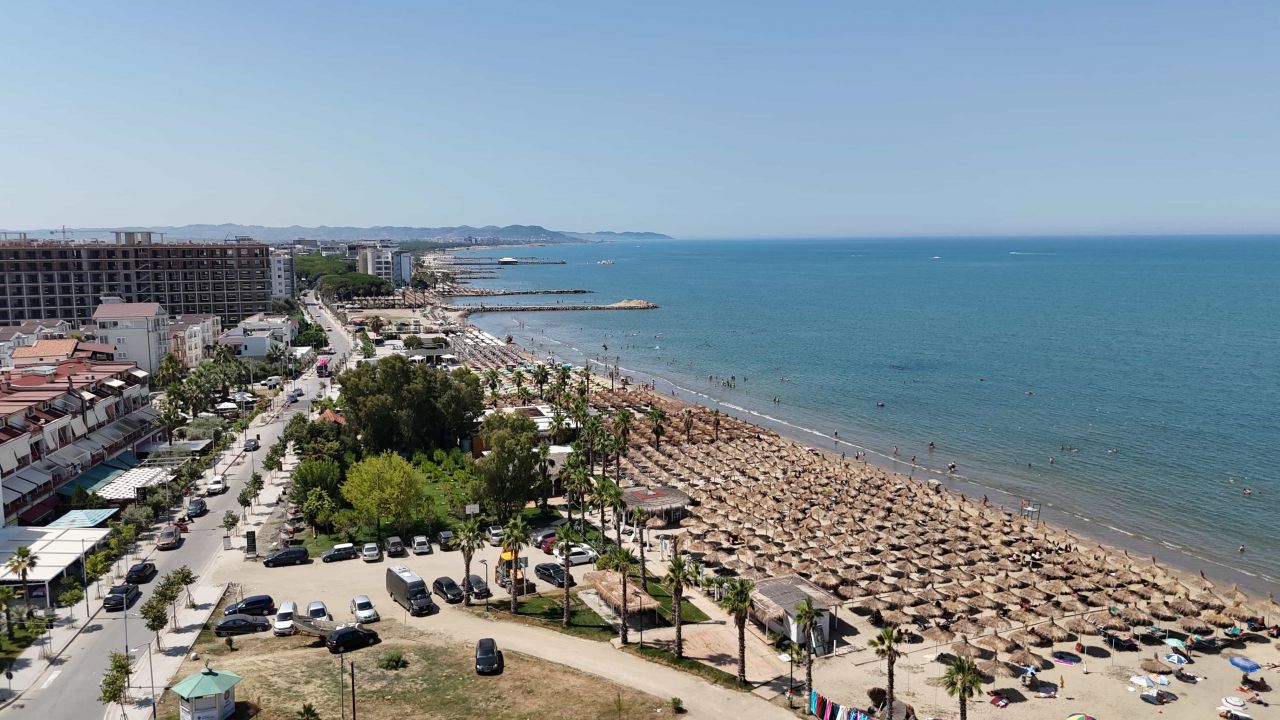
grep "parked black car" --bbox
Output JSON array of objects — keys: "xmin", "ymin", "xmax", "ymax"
[
  {"xmin": 321, "ymin": 543, "xmax": 357, "ymax": 563},
  {"xmin": 263, "ymin": 546, "xmax": 309, "ymax": 567},
  {"xmin": 463, "ymin": 574, "xmax": 492, "ymax": 599},
  {"xmin": 124, "ymin": 562, "xmax": 157, "ymax": 584},
  {"xmin": 384, "ymin": 536, "xmax": 406, "ymax": 557},
  {"xmin": 436, "ymin": 530, "xmax": 455, "ymax": 551},
  {"xmin": 432, "ymin": 576, "xmax": 464, "ymax": 604},
  {"xmin": 215, "ymin": 614, "xmax": 270, "ymax": 637},
  {"xmin": 535, "ymin": 563, "xmax": 575, "ymax": 588},
  {"xmin": 326, "ymin": 626, "xmax": 380, "ymax": 654},
  {"xmin": 103, "ymin": 584, "xmax": 140, "ymax": 611},
  {"xmin": 224, "ymin": 594, "xmax": 275, "ymax": 617},
  {"xmin": 475, "ymin": 637, "xmax": 503, "ymax": 674}
]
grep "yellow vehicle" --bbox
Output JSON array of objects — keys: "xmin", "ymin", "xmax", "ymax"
[{"xmin": 494, "ymin": 549, "xmax": 532, "ymax": 595}]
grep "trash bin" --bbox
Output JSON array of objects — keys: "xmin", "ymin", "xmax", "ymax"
[{"xmin": 223, "ymin": 535, "xmax": 232, "ymax": 550}]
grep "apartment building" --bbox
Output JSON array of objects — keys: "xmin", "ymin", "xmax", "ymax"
[
  {"xmin": 217, "ymin": 314, "xmax": 296, "ymax": 358},
  {"xmin": 0, "ymin": 231, "xmax": 271, "ymax": 326},
  {"xmin": 90, "ymin": 300, "xmax": 170, "ymax": 375},
  {"xmin": 167, "ymin": 314, "xmax": 223, "ymax": 369},
  {"xmin": 0, "ymin": 358, "xmax": 158, "ymax": 524},
  {"xmin": 270, "ymin": 248, "xmax": 295, "ymax": 299},
  {"xmin": 357, "ymin": 247, "xmax": 414, "ymax": 286}
]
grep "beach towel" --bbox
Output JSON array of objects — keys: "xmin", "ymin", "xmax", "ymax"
[
  {"xmin": 824, "ymin": 700, "xmax": 835, "ymax": 720},
  {"xmin": 811, "ymin": 692, "xmax": 819, "ymax": 715},
  {"xmin": 836, "ymin": 706, "xmax": 849, "ymax": 720}
]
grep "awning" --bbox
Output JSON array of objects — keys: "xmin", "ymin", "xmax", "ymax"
[
  {"xmin": 73, "ymin": 437, "xmax": 103, "ymax": 455},
  {"xmin": 0, "ymin": 446, "xmax": 18, "ymax": 474},
  {"xmin": 114, "ymin": 416, "xmax": 143, "ymax": 435},
  {"xmin": 46, "ymin": 445, "xmax": 89, "ymax": 468},
  {"xmin": 94, "ymin": 425, "xmax": 125, "ymax": 444},
  {"xmin": 59, "ymin": 465, "xmax": 123, "ymax": 497},
  {"xmin": 102, "ymin": 379, "xmax": 126, "ymax": 390},
  {"xmin": 2, "ymin": 475, "xmax": 38, "ymax": 498},
  {"xmin": 46, "ymin": 508, "xmax": 119, "ymax": 528},
  {"xmin": 16, "ymin": 494, "xmax": 61, "ymax": 525},
  {"xmin": 70, "ymin": 417, "xmax": 88, "ymax": 437},
  {"xmin": 17, "ymin": 464, "xmax": 54, "ymax": 486},
  {"xmin": 91, "ymin": 405, "xmax": 110, "ymax": 427},
  {"xmin": 128, "ymin": 368, "xmax": 149, "ymax": 380},
  {"xmin": 76, "ymin": 390, "xmax": 96, "ymax": 402},
  {"xmin": 134, "ymin": 406, "xmax": 160, "ymax": 421}
]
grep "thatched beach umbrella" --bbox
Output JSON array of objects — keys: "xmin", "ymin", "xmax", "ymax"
[
  {"xmin": 1011, "ymin": 628, "xmax": 1047, "ymax": 647},
  {"xmin": 1168, "ymin": 596, "xmax": 1200, "ymax": 616},
  {"xmin": 951, "ymin": 635, "xmax": 987, "ymax": 659},
  {"xmin": 1202, "ymin": 611, "xmax": 1237, "ymax": 628},
  {"xmin": 978, "ymin": 632, "xmax": 1019, "ymax": 655},
  {"xmin": 922, "ymin": 625, "xmax": 956, "ymax": 644},
  {"xmin": 977, "ymin": 657, "xmax": 1010, "ymax": 679},
  {"xmin": 1179, "ymin": 617, "xmax": 1211, "ymax": 634},
  {"xmin": 1225, "ymin": 604, "xmax": 1256, "ymax": 622},
  {"xmin": 1008, "ymin": 649, "xmax": 1049, "ymax": 670},
  {"xmin": 1034, "ymin": 618, "xmax": 1074, "ymax": 643},
  {"xmin": 1119, "ymin": 607, "xmax": 1152, "ymax": 626},
  {"xmin": 1063, "ymin": 616, "xmax": 1099, "ymax": 636}
]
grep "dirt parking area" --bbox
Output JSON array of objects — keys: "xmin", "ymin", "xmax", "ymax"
[{"xmin": 158, "ymin": 621, "xmax": 665, "ymax": 720}]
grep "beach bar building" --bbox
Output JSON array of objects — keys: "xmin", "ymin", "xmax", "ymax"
[
  {"xmin": 621, "ymin": 484, "xmax": 692, "ymax": 526},
  {"xmin": 171, "ymin": 665, "xmax": 241, "ymax": 720},
  {"xmin": 752, "ymin": 574, "xmax": 840, "ymax": 655}
]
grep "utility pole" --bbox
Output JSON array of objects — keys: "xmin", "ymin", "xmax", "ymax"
[
  {"xmin": 338, "ymin": 653, "xmax": 345, "ymax": 720},
  {"xmin": 350, "ymin": 662, "xmax": 357, "ymax": 720}
]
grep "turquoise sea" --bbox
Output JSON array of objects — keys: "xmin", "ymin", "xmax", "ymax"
[{"xmin": 461, "ymin": 237, "xmax": 1280, "ymax": 593}]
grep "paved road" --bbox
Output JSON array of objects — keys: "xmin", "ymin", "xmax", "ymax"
[{"xmin": 0, "ymin": 299, "xmax": 341, "ymax": 720}]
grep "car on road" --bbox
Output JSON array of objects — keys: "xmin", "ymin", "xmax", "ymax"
[
  {"xmin": 326, "ymin": 626, "xmax": 379, "ymax": 654},
  {"xmin": 486, "ymin": 525, "xmax": 505, "ymax": 546},
  {"xmin": 273, "ymin": 602, "xmax": 298, "ymax": 636},
  {"xmin": 539, "ymin": 535, "xmax": 559, "ymax": 554},
  {"xmin": 215, "ymin": 614, "xmax": 269, "ymax": 637},
  {"xmin": 243, "ymin": 438, "xmax": 261, "ymax": 452},
  {"xmin": 321, "ymin": 542, "xmax": 357, "ymax": 563},
  {"xmin": 432, "ymin": 576, "xmax": 464, "ymax": 604},
  {"xmin": 156, "ymin": 525, "xmax": 181, "ymax": 550},
  {"xmin": 384, "ymin": 536, "xmax": 406, "ymax": 557},
  {"xmin": 551, "ymin": 543, "xmax": 598, "ymax": 566},
  {"xmin": 124, "ymin": 562, "xmax": 156, "ymax": 584},
  {"xmin": 475, "ymin": 637, "xmax": 503, "ymax": 675},
  {"xmin": 263, "ymin": 546, "xmax": 309, "ymax": 567},
  {"xmin": 411, "ymin": 535, "xmax": 432, "ymax": 555},
  {"xmin": 436, "ymin": 530, "xmax": 455, "ymax": 550},
  {"xmin": 224, "ymin": 595, "xmax": 275, "ymax": 617},
  {"xmin": 206, "ymin": 475, "xmax": 228, "ymax": 495},
  {"xmin": 361, "ymin": 543, "xmax": 382, "ymax": 562},
  {"xmin": 535, "ymin": 563, "xmax": 575, "ymax": 588},
  {"xmin": 307, "ymin": 601, "xmax": 332, "ymax": 621},
  {"xmin": 102, "ymin": 584, "xmax": 140, "ymax": 611},
  {"xmin": 463, "ymin": 574, "xmax": 491, "ymax": 599},
  {"xmin": 187, "ymin": 497, "xmax": 208, "ymax": 517},
  {"xmin": 350, "ymin": 595, "xmax": 379, "ymax": 623}
]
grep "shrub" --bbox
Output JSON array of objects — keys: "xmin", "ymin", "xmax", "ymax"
[
  {"xmin": 670, "ymin": 697, "xmax": 684, "ymax": 713},
  {"xmin": 376, "ymin": 649, "xmax": 407, "ymax": 670}
]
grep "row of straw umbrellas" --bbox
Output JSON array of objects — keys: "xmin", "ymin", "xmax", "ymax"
[{"xmin": 584, "ymin": 389, "xmax": 1277, "ymax": 663}]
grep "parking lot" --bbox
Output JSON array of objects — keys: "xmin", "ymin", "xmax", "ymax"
[{"xmin": 210, "ymin": 529, "xmax": 601, "ymax": 631}]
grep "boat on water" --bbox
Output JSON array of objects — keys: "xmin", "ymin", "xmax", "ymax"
[{"xmin": 597, "ymin": 259, "xmax": 615, "ymax": 265}]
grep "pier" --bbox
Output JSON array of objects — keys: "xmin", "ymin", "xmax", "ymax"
[
  {"xmin": 446, "ymin": 299, "xmax": 657, "ymax": 315},
  {"xmin": 450, "ymin": 257, "xmax": 566, "ymax": 266},
  {"xmin": 446, "ymin": 288, "xmax": 592, "ymax": 297}
]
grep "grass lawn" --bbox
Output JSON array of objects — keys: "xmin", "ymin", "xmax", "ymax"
[
  {"xmin": 624, "ymin": 643, "xmax": 745, "ymax": 690},
  {"xmin": 157, "ymin": 616, "xmax": 659, "ymax": 720},
  {"xmin": 480, "ymin": 591, "xmax": 617, "ymax": 642},
  {"xmin": 0, "ymin": 615, "xmax": 51, "ymax": 666},
  {"xmin": 641, "ymin": 576, "xmax": 710, "ymax": 624}
]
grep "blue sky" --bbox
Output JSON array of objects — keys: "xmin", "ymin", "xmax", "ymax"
[{"xmin": 1, "ymin": 2, "xmax": 1277, "ymax": 238}]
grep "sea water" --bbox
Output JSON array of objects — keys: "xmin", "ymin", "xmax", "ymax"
[{"xmin": 462, "ymin": 237, "xmax": 1280, "ymax": 592}]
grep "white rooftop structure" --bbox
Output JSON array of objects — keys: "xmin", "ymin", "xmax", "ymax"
[
  {"xmin": 96, "ymin": 467, "xmax": 172, "ymax": 501},
  {"xmin": 0, "ymin": 525, "xmax": 111, "ymax": 584}
]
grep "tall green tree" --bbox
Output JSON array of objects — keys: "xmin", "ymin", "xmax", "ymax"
[
  {"xmin": 646, "ymin": 407, "xmax": 667, "ymax": 450},
  {"xmin": 157, "ymin": 399, "xmax": 185, "ymax": 445},
  {"xmin": 0, "ymin": 587, "xmax": 16, "ymax": 639},
  {"xmin": 793, "ymin": 596, "xmax": 822, "ymax": 697},
  {"xmin": 475, "ymin": 413, "xmax": 540, "ymax": 521},
  {"xmin": 456, "ymin": 519, "xmax": 485, "ymax": 607},
  {"xmin": 598, "ymin": 547, "xmax": 636, "ymax": 644},
  {"xmin": 173, "ymin": 565, "xmax": 199, "ymax": 609},
  {"xmin": 155, "ymin": 351, "xmax": 186, "ymax": 388},
  {"xmin": 943, "ymin": 656, "xmax": 984, "ymax": 720},
  {"xmin": 98, "ymin": 651, "xmax": 131, "ymax": 713},
  {"xmin": 532, "ymin": 364, "xmax": 549, "ymax": 399},
  {"xmin": 341, "ymin": 452, "xmax": 427, "ymax": 537},
  {"xmin": 868, "ymin": 624, "xmax": 909, "ymax": 716},
  {"xmin": 717, "ymin": 578, "xmax": 756, "ymax": 684},
  {"xmin": 501, "ymin": 516, "xmax": 532, "ymax": 613},
  {"xmin": 663, "ymin": 554, "xmax": 697, "ymax": 659},
  {"xmin": 5, "ymin": 546, "xmax": 38, "ymax": 611},
  {"xmin": 301, "ymin": 488, "xmax": 337, "ymax": 537},
  {"xmin": 338, "ymin": 356, "xmax": 483, "ymax": 452},
  {"xmin": 553, "ymin": 527, "xmax": 581, "ymax": 627},
  {"xmin": 141, "ymin": 595, "xmax": 169, "ymax": 650}
]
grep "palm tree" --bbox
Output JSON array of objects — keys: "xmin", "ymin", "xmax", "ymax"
[
  {"xmin": 718, "ymin": 577, "xmax": 756, "ymax": 684},
  {"xmin": 157, "ymin": 401, "xmax": 184, "ymax": 446},
  {"xmin": 576, "ymin": 365, "xmax": 591, "ymax": 397},
  {"xmin": 555, "ymin": 363, "xmax": 571, "ymax": 388},
  {"xmin": 608, "ymin": 479, "xmax": 628, "ymax": 547},
  {"xmin": 614, "ymin": 408, "xmax": 633, "ymax": 446},
  {"xmin": 532, "ymin": 364, "xmax": 549, "ymax": 399},
  {"xmin": 155, "ymin": 351, "xmax": 186, "ymax": 388},
  {"xmin": 553, "ymin": 527, "xmax": 580, "ymax": 627},
  {"xmin": 511, "ymin": 368, "xmax": 525, "ymax": 391},
  {"xmin": 663, "ymin": 552, "xmax": 697, "ymax": 659},
  {"xmin": 598, "ymin": 547, "xmax": 635, "ymax": 644},
  {"xmin": 266, "ymin": 343, "xmax": 286, "ymax": 367},
  {"xmin": 630, "ymin": 507, "xmax": 649, "ymax": 600},
  {"xmin": 943, "ymin": 656, "xmax": 984, "ymax": 720},
  {"xmin": 483, "ymin": 368, "xmax": 501, "ymax": 405},
  {"xmin": 6, "ymin": 546, "xmax": 38, "ymax": 611},
  {"xmin": 536, "ymin": 443, "xmax": 555, "ymax": 508},
  {"xmin": 582, "ymin": 415, "xmax": 604, "ymax": 475},
  {"xmin": 296, "ymin": 703, "xmax": 321, "ymax": 720},
  {"xmin": 868, "ymin": 624, "xmax": 909, "ymax": 715},
  {"xmin": 646, "ymin": 407, "xmax": 667, "ymax": 450},
  {"xmin": 501, "ymin": 515, "xmax": 531, "ymax": 613},
  {"xmin": 593, "ymin": 477, "xmax": 619, "ymax": 536},
  {"xmin": 456, "ymin": 519, "xmax": 485, "ymax": 606},
  {"xmin": 516, "ymin": 386, "xmax": 533, "ymax": 405},
  {"xmin": 564, "ymin": 465, "xmax": 591, "ymax": 537},
  {"xmin": 550, "ymin": 410, "xmax": 567, "ymax": 444},
  {"xmin": 793, "ymin": 596, "xmax": 821, "ymax": 697}
]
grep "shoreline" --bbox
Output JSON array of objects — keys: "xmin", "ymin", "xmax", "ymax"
[{"xmin": 479, "ymin": 320, "xmax": 1274, "ymax": 600}]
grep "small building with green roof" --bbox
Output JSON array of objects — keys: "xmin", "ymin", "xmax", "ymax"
[{"xmin": 171, "ymin": 664, "xmax": 241, "ymax": 720}]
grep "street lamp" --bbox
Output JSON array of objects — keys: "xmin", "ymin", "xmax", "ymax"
[
  {"xmin": 131, "ymin": 642, "xmax": 157, "ymax": 719},
  {"xmin": 778, "ymin": 652, "xmax": 794, "ymax": 708}
]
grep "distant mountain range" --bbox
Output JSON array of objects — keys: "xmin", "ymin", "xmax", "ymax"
[{"xmin": 17, "ymin": 223, "xmax": 672, "ymax": 244}]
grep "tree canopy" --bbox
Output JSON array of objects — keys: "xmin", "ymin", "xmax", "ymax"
[
  {"xmin": 337, "ymin": 355, "xmax": 483, "ymax": 455},
  {"xmin": 341, "ymin": 451, "xmax": 429, "ymax": 537},
  {"xmin": 317, "ymin": 272, "xmax": 392, "ymax": 300},
  {"xmin": 475, "ymin": 412, "xmax": 540, "ymax": 521}
]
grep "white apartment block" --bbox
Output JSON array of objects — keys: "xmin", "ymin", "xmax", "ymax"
[
  {"xmin": 91, "ymin": 300, "xmax": 171, "ymax": 375},
  {"xmin": 357, "ymin": 247, "xmax": 414, "ymax": 287},
  {"xmin": 270, "ymin": 249, "xmax": 295, "ymax": 299}
]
